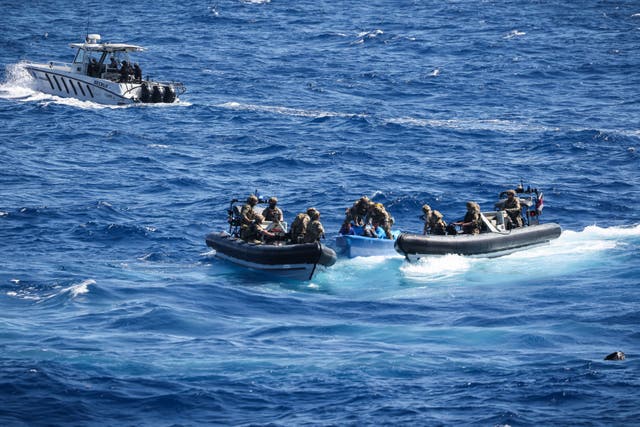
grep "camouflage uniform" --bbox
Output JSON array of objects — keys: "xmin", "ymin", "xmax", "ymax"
[
  {"xmin": 304, "ymin": 208, "xmax": 325, "ymax": 243},
  {"xmin": 368, "ymin": 203, "xmax": 393, "ymax": 239},
  {"xmin": 239, "ymin": 195, "xmax": 258, "ymax": 240},
  {"xmin": 503, "ymin": 190, "xmax": 523, "ymax": 228},
  {"xmin": 290, "ymin": 212, "xmax": 310, "ymax": 243},
  {"xmin": 429, "ymin": 210, "xmax": 447, "ymax": 235},
  {"xmin": 263, "ymin": 197, "xmax": 283, "ymax": 223},
  {"xmin": 422, "ymin": 204, "xmax": 432, "ymax": 235},
  {"xmin": 243, "ymin": 214, "xmax": 275, "ymax": 244},
  {"xmin": 263, "ymin": 206, "xmax": 283, "ymax": 222},
  {"xmin": 349, "ymin": 196, "xmax": 371, "ymax": 226},
  {"xmin": 461, "ymin": 201, "xmax": 482, "ymax": 235}
]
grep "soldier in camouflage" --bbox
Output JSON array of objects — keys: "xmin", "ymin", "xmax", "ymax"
[
  {"xmin": 455, "ymin": 201, "xmax": 482, "ymax": 235},
  {"xmin": 422, "ymin": 204, "xmax": 433, "ymax": 235},
  {"xmin": 429, "ymin": 210, "xmax": 447, "ymax": 235},
  {"xmin": 503, "ymin": 189, "xmax": 523, "ymax": 228},
  {"xmin": 348, "ymin": 196, "xmax": 371, "ymax": 226},
  {"xmin": 243, "ymin": 213, "xmax": 276, "ymax": 244},
  {"xmin": 289, "ymin": 210, "xmax": 311, "ymax": 243},
  {"xmin": 367, "ymin": 202, "xmax": 393, "ymax": 239},
  {"xmin": 239, "ymin": 195, "xmax": 258, "ymax": 241},
  {"xmin": 262, "ymin": 196, "xmax": 284, "ymax": 223},
  {"xmin": 304, "ymin": 208, "xmax": 325, "ymax": 243}
]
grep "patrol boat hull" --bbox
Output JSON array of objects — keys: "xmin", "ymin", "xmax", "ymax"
[
  {"xmin": 24, "ymin": 63, "xmax": 180, "ymax": 105},
  {"xmin": 394, "ymin": 223, "xmax": 562, "ymax": 261},
  {"xmin": 206, "ymin": 232, "xmax": 337, "ymax": 280},
  {"xmin": 22, "ymin": 34, "xmax": 184, "ymax": 105},
  {"xmin": 335, "ymin": 233, "xmax": 400, "ymax": 258}
]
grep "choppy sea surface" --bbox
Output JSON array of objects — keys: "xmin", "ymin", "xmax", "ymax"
[{"xmin": 1, "ymin": 1, "xmax": 639, "ymax": 425}]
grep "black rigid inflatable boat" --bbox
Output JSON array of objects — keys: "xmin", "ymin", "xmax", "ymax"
[
  {"xmin": 395, "ymin": 183, "xmax": 562, "ymax": 260},
  {"xmin": 205, "ymin": 195, "xmax": 336, "ymax": 280},
  {"xmin": 395, "ymin": 222, "xmax": 562, "ymax": 260},
  {"xmin": 206, "ymin": 231, "xmax": 337, "ymax": 280}
]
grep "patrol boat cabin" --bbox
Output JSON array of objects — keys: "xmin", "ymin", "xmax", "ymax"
[{"xmin": 24, "ymin": 34, "xmax": 185, "ymax": 105}]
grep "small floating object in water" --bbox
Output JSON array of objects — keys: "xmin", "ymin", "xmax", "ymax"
[{"xmin": 604, "ymin": 351, "xmax": 625, "ymax": 361}]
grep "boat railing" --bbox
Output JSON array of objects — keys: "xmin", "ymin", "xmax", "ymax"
[
  {"xmin": 46, "ymin": 61, "xmax": 72, "ymax": 70},
  {"xmin": 160, "ymin": 81, "xmax": 186, "ymax": 94},
  {"xmin": 101, "ymin": 71, "xmax": 121, "ymax": 81},
  {"xmin": 481, "ymin": 211, "xmax": 508, "ymax": 234},
  {"xmin": 264, "ymin": 220, "xmax": 288, "ymax": 234}
]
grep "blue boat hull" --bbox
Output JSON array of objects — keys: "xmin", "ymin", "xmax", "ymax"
[{"xmin": 335, "ymin": 233, "xmax": 400, "ymax": 258}]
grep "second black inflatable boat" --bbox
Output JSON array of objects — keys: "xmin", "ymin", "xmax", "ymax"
[
  {"xmin": 395, "ymin": 184, "xmax": 562, "ymax": 260},
  {"xmin": 395, "ymin": 222, "xmax": 562, "ymax": 260}
]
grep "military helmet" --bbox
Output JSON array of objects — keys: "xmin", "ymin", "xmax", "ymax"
[
  {"xmin": 422, "ymin": 204, "xmax": 432, "ymax": 213},
  {"xmin": 247, "ymin": 195, "xmax": 258, "ymax": 204},
  {"xmin": 268, "ymin": 196, "xmax": 278, "ymax": 205},
  {"xmin": 357, "ymin": 196, "xmax": 371, "ymax": 207},
  {"xmin": 506, "ymin": 189, "xmax": 516, "ymax": 196},
  {"xmin": 306, "ymin": 207, "xmax": 320, "ymax": 219}
]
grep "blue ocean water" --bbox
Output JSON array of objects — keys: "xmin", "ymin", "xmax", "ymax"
[{"xmin": 1, "ymin": 0, "xmax": 639, "ymax": 425}]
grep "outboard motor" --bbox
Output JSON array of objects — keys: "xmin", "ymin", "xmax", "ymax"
[
  {"xmin": 163, "ymin": 85, "xmax": 177, "ymax": 103},
  {"xmin": 140, "ymin": 83, "xmax": 151, "ymax": 103},
  {"xmin": 151, "ymin": 85, "xmax": 163, "ymax": 103}
]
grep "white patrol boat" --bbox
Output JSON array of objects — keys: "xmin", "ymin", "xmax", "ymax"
[{"xmin": 24, "ymin": 34, "xmax": 185, "ymax": 105}]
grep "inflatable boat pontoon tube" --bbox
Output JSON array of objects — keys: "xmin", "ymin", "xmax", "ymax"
[
  {"xmin": 395, "ymin": 222, "xmax": 562, "ymax": 260},
  {"xmin": 206, "ymin": 231, "xmax": 337, "ymax": 280}
]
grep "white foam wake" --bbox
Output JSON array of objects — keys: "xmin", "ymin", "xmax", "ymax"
[
  {"xmin": 65, "ymin": 279, "xmax": 94, "ymax": 297},
  {"xmin": 6, "ymin": 278, "xmax": 94, "ymax": 302},
  {"xmin": 400, "ymin": 224, "xmax": 639, "ymax": 283},
  {"xmin": 217, "ymin": 101, "xmax": 367, "ymax": 119}
]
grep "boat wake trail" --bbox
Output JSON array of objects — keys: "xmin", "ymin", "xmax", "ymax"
[
  {"xmin": 0, "ymin": 62, "xmax": 40, "ymax": 100},
  {"xmin": 400, "ymin": 224, "xmax": 639, "ymax": 285},
  {"xmin": 217, "ymin": 101, "xmax": 366, "ymax": 119}
]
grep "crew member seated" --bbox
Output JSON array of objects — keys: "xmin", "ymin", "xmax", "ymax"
[
  {"xmin": 502, "ymin": 189, "xmax": 523, "ymax": 229},
  {"xmin": 363, "ymin": 221, "xmax": 384, "ymax": 238},
  {"xmin": 339, "ymin": 218, "xmax": 355, "ymax": 235},
  {"xmin": 242, "ymin": 214, "xmax": 276, "ymax": 244},
  {"xmin": 262, "ymin": 197, "xmax": 283, "ymax": 223}
]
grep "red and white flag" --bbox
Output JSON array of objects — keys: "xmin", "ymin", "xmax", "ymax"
[{"xmin": 536, "ymin": 192, "xmax": 545, "ymax": 214}]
